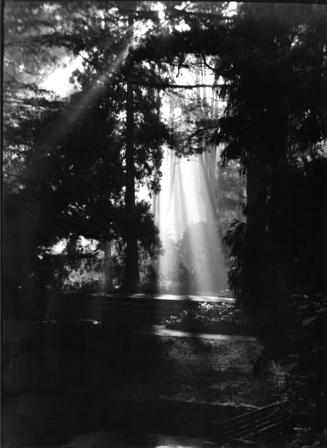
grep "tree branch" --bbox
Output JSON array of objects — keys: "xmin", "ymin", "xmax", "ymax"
[
  {"xmin": 202, "ymin": 54, "xmax": 216, "ymax": 72},
  {"xmin": 123, "ymin": 78, "xmax": 224, "ymax": 90}
]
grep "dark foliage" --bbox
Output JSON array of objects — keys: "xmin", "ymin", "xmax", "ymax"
[
  {"xmin": 3, "ymin": 2, "xmax": 174, "ymax": 307},
  {"xmin": 224, "ymin": 158, "xmax": 327, "ymax": 346},
  {"xmin": 283, "ymin": 293, "xmax": 327, "ymax": 431}
]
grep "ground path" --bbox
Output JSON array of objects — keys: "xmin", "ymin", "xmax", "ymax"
[
  {"xmin": 47, "ymin": 292, "xmax": 236, "ymax": 327},
  {"xmin": 4, "ymin": 292, "xmax": 286, "ymax": 448},
  {"xmin": 114, "ymin": 293, "xmax": 235, "ymax": 302},
  {"xmin": 141, "ymin": 324, "xmax": 255, "ymax": 342}
]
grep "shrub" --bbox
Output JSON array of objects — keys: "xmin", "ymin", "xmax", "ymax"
[{"xmin": 282, "ymin": 294, "xmax": 327, "ymax": 431}]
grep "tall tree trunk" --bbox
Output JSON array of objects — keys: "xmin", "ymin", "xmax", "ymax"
[
  {"xmin": 124, "ymin": 79, "xmax": 139, "ymax": 291},
  {"xmin": 104, "ymin": 239, "xmax": 113, "ymax": 292},
  {"xmin": 245, "ymin": 156, "xmax": 269, "ymax": 310}
]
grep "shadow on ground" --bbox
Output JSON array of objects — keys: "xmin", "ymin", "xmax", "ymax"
[{"xmin": 2, "ymin": 292, "xmax": 285, "ymax": 446}]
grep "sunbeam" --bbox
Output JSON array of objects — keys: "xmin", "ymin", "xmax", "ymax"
[
  {"xmin": 39, "ymin": 3, "xmax": 228, "ymax": 298},
  {"xmin": 153, "ymin": 147, "xmax": 228, "ymax": 296},
  {"xmin": 40, "ymin": 15, "xmax": 161, "ymax": 142}
]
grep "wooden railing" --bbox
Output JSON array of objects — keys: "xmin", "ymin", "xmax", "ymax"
[{"xmin": 211, "ymin": 400, "xmax": 291, "ymax": 445}]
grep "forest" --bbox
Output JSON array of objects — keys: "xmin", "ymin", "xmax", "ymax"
[{"xmin": 3, "ymin": 1, "xmax": 327, "ymax": 447}]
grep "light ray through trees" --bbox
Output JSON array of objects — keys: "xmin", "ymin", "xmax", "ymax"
[
  {"xmin": 153, "ymin": 146, "xmax": 228, "ymax": 295},
  {"xmin": 151, "ymin": 60, "xmax": 229, "ymax": 296}
]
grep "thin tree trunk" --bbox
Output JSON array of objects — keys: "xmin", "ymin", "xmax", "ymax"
[
  {"xmin": 104, "ymin": 239, "xmax": 113, "ymax": 292},
  {"xmin": 121, "ymin": 10, "xmax": 140, "ymax": 292},
  {"xmin": 124, "ymin": 77, "xmax": 140, "ymax": 291}
]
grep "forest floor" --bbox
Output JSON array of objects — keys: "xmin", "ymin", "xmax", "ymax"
[
  {"xmin": 103, "ymin": 332, "xmax": 285, "ymax": 407},
  {"xmin": 3, "ymin": 314, "xmax": 290, "ymax": 446},
  {"xmin": 6, "ymin": 296, "xmax": 323, "ymax": 447}
]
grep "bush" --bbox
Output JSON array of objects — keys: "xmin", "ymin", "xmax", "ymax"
[
  {"xmin": 164, "ymin": 302, "xmax": 251, "ymax": 335},
  {"xmin": 282, "ymin": 294, "xmax": 327, "ymax": 431}
]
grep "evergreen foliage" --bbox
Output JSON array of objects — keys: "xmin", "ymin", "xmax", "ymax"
[
  {"xmin": 3, "ymin": 1, "xmax": 171, "ymax": 304},
  {"xmin": 3, "ymin": 0, "xmax": 327, "ymax": 436},
  {"xmin": 3, "ymin": 1, "xmax": 327, "ymax": 381}
]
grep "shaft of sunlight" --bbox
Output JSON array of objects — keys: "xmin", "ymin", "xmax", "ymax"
[
  {"xmin": 154, "ymin": 147, "xmax": 228, "ymax": 295},
  {"xmin": 153, "ymin": 58, "xmax": 228, "ymax": 296},
  {"xmin": 40, "ymin": 16, "xmax": 159, "ymax": 139}
]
